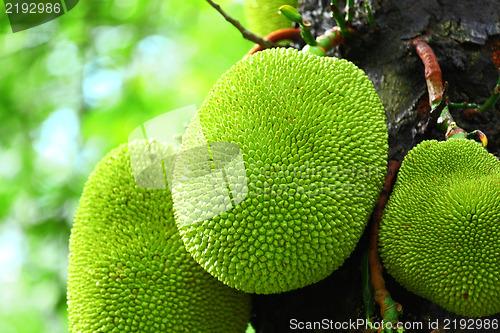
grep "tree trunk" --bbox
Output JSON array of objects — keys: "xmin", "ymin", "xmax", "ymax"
[{"xmin": 251, "ymin": 0, "xmax": 500, "ymax": 332}]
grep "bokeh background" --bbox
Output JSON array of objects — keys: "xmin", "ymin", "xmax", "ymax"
[{"xmin": 0, "ymin": 1, "xmax": 253, "ymax": 332}]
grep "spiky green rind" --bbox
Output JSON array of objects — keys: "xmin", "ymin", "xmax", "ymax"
[
  {"xmin": 379, "ymin": 139, "xmax": 500, "ymax": 317},
  {"xmin": 173, "ymin": 47, "xmax": 388, "ymax": 294},
  {"xmin": 67, "ymin": 140, "xmax": 251, "ymax": 332},
  {"xmin": 244, "ymin": 0, "xmax": 298, "ymax": 37}
]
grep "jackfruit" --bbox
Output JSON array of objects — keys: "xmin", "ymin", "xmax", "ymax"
[
  {"xmin": 67, "ymin": 140, "xmax": 251, "ymax": 332},
  {"xmin": 379, "ymin": 139, "xmax": 500, "ymax": 317},
  {"xmin": 244, "ymin": 0, "xmax": 298, "ymax": 37},
  {"xmin": 172, "ymin": 47, "xmax": 388, "ymax": 294}
]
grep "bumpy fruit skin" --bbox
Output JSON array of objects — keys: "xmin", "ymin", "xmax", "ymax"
[
  {"xmin": 172, "ymin": 48, "xmax": 388, "ymax": 294},
  {"xmin": 67, "ymin": 140, "xmax": 251, "ymax": 332},
  {"xmin": 244, "ymin": 0, "xmax": 298, "ymax": 37},
  {"xmin": 379, "ymin": 139, "xmax": 500, "ymax": 317}
]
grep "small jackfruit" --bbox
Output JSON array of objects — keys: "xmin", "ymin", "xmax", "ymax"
[
  {"xmin": 67, "ymin": 140, "xmax": 251, "ymax": 332},
  {"xmin": 244, "ymin": 0, "xmax": 298, "ymax": 37},
  {"xmin": 172, "ymin": 47, "xmax": 388, "ymax": 294},
  {"xmin": 379, "ymin": 139, "xmax": 500, "ymax": 317}
]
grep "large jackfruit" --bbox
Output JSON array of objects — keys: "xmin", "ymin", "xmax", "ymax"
[
  {"xmin": 172, "ymin": 47, "xmax": 388, "ymax": 294},
  {"xmin": 379, "ymin": 139, "xmax": 500, "ymax": 317},
  {"xmin": 67, "ymin": 140, "xmax": 251, "ymax": 332}
]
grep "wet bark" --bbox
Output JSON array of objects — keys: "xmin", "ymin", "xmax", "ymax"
[{"xmin": 250, "ymin": 0, "xmax": 500, "ymax": 332}]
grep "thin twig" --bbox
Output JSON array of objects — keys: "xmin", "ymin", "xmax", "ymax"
[
  {"xmin": 478, "ymin": 73, "xmax": 500, "ymax": 112},
  {"xmin": 364, "ymin": 1, "xmax": 377, "ymax": 32},
  {"xmin": 455, "ymin": 73, "xmax": 499, "ymax": 119},
  {"xmin": 448, "ymin": 101, "xmax": 481, "ymax": 109},
  {"xmin": 369, "ymin": 160, "xmax": 403, "ymax": 332},
  {"xmin": 205, "ymin": 0, "xmax": 276, "ymax": 50},
  {"xmin": 330, "ymin": 0, "xmax": 346, "ymax": 31},
  {"xmin": 418, "ymin": 82, "xmax": 448, "ymax": 135},
  {"xmin": 345, "ymin": 0, "xmax": 355, "ymax": 26}
]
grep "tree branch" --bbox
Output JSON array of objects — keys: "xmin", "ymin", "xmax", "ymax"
[
  {"xmin": 205, "ymin": 0, "xmax": 276, "ymax": 50},
  {"xmin": 369, "ymin": 160, "xmax": 403, "ymax": 332},
  {"xmin": 246, "ymin": 28, "xmax": 301, "ymax": 56}
]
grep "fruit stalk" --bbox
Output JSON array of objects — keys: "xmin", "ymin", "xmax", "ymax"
[
  {"xmin": 479, "ymin": 71, "xmax": 500, "ymax": 112},
  {"xmin": 279, "ymin": 5, "xmax": 318, "ymax": 47},
  {"xmin": 345, "ymin": 0, "xmax": 355, "ymax": 25},
  {"xmin": 330, "ymin": 0, "xmax": 346, "ymax": 31},
  {"xmin": 410, "ymin": 36, "xmax": 443, "ymax": 108},
  {"xmin": 410, "ymin": 37, "xmax": 467, "ymax": 141},
  {"xmin": 304, "ymin": 26, "xmax": 353, "ymax": 56},
  {"xmin": 369, "ymin": 160, "xmax": 402, "ymax": 332},
  {"xmin": 246, "ymin": 28, "xmax": 301, "ymax": 55},
  {"xmin": 477, "ymin": 73, "xmax": 500, "ymax": 112},
  {"xmin": 278, "ymin": 5, "xmax": 354, "ymax": 57},
  {"xmin": 364, "ymin": 2, "xmax": 377, "ymax": 32},
  {"xmin": 454, "ymin": 73, "xmax": 499, "ymax": 118}
]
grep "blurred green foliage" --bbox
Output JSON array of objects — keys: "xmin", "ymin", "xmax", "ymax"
[{"xmin": 0, "ymin": 1, "xmax": 252, "ymax": 332}]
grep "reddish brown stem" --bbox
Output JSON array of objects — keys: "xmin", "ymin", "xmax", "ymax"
[
  {"xmin": 246, "ymin": 28, "xmax": 302, "ymax": 56},
  {"xmin": 411, "ymin": 36, "xmax": 443, "ymax": 107},
  {"xmin": 464, "ymin": 107, "xmax": 482, "ymax": 120},
  {"xmin": 369, "ymin": 160, "xmax": 402, "ymax": 329},
  {"xmin": 411, "ymin": 37, "xmax": 467, "ymax": 140},
  {"xmin": 319, "ymin": 26, "xmax": 353, "ymax": 47},
  {"xmin": 304, "ymin": 26, "xmax": 354, "ymax": 57}
]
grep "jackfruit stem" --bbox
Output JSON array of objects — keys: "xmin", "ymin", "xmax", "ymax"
[
  {"xmin": 205, "ymin": 0, "xmax": 276, "ymax": 50},
  {"xmin": 279, "ymin": 6, "xmax": 317, "ymax": 47},
  {"xmin": 330, "ymin": 0, "xmax": 358, "ymax": 38},
  {"xmin": 278, "ymin": 5, "xmax": 302, "ymax": 24},
  {"xmin": 448, "ymin": 101, "xmax": 481, "ymax": 109},
  {"xmin": 330, "ymin": 0, "xmax": 346, "ymax": 31},
  {"xmin": 246, "ymin": 28, "xmax": 301, "ymax": 56},
  {"xmin": 435, "ymin": 102, "xmax": 465, "ymax": 140},
  {"xmin": 451, "ymin": 73, "xmax": 499, "ymax": 119},
  {"xmin": 411, "ymin": 36, "xmax": 443, "ymax": 108},
  {"xmin": 466, "ymin": 73, "xmax": 500, "ymax": 118},
  {"xmin": 369, "ymin": 161, "xmax": 403, "ymax": 331},
  {"xmin": 478, "ymin": 74, "xmax": 500, "ymax": 112},
  {"xmin": 277, "ymin": 5, "xmax": 353, "ymax": 57},
  {"xmin": 299, "ymin": 20, "xmax": 318, "ymax": 47},
  {"xmin": 364, "ymin": 2, "xmax": 377, "ymax": 32},
  {"xmin": 303, "ymin": 26, "xmax": 352, "ymax": 57},
  {"xmin": 345, "ymin": 0, "xmax": 354, "ymax": 26},
  {"xmin": 410, "ymin": 37, "xmax": 486, "ymax": 144}
]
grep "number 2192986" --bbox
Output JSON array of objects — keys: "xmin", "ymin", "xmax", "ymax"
[
  {"xmin": 443, "ymin": 318, "xmax": 498, "ymax": 330},
  {"xmin": 5, "ymin": 2, "xmax": 61, "ymax": 14}
]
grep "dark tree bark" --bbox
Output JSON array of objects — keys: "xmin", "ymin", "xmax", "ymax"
[{"xmin": 250, "ymin": 1, "xmax": 500, "ymax": 332}]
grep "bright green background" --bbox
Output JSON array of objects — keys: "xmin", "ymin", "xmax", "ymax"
[{"xmin": 0, "ymin": 1, "xmax": 252, "ymax": 332}]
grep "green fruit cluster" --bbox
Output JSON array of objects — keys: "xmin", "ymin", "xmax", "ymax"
[{"xmin": 68, "ymin": 44, "xmax": 391, "ymax": 330}]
